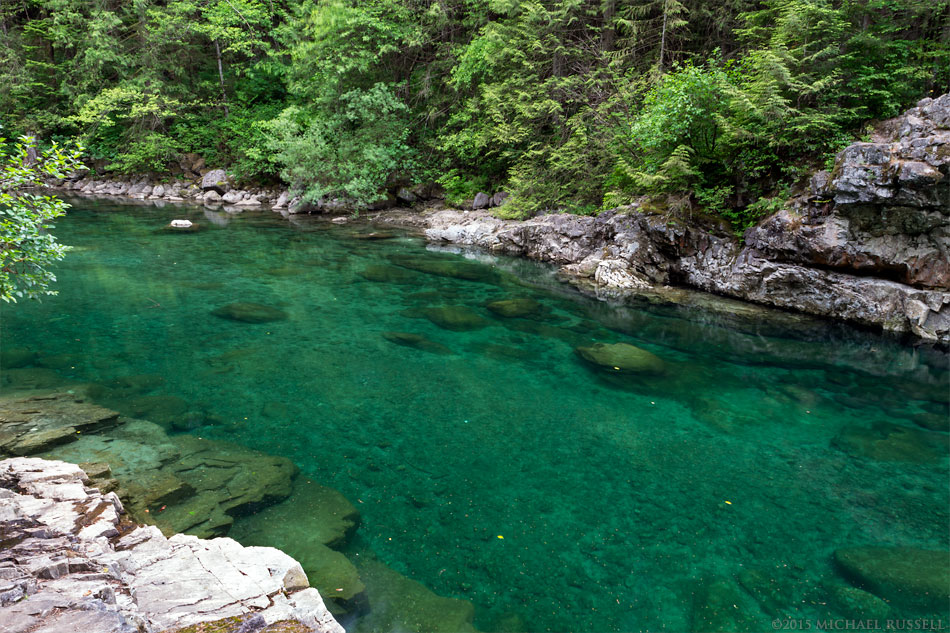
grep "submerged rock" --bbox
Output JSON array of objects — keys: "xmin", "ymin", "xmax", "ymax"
[
  {"xmin": 390, "ymin": 254, "xmax": 501, "ymax": 284},
  {"xmin": 230, "ymin": 480, "xmax": 366, "ymax": 607},
  {"xmin": 352, "ymin": 231, "xmax": 398, "ymax": 240},
  {"xmin": 690, "ymin": 577, "xmax": 760, "ymax": 633},
  {"xmin": 353, "ymin": 558, "xmax": 476, "ymax": 633},
  {"xmin": 823, "ymin": 583, "xmax": 892, "ymax": 620},
  {"xmin": 832, "ymin": 421, "xmax": 948, "ymax": 463},
  {"xmin": 128, "ymin": 394, "xmax": 188, "ymax": 426},
  {"xmin": 358, "ymin": 265, "xmax": 418, "ymax": 284},
  {"xmin": 485, "ymin": 297, "xmax": 543, "ymax": 318},
  {"xmin": 420, "ymin": 306, "xmax": 490, "ymax": 331},
  {"xmin": 211, "ymin": 302, "xmax": 289, "ymax": 323},
  {"xmin": 0, "ymin": 392, "xmax": 120, "ymax": 456},
  {"xmin": 834, "ymin": 546, "xmax": 950, "ymax": 610},
  {"xmin": 0, "ymin": 367, "xmax": 68, "ymax": 390},
  {"xmin": 0, "ymin": 347, "xmax": 37, "ymax": 368},
  {"xmin": 574, "ymin": 342, "xmax": 666, "ymax": 374},
  {"xmin": 35, "ymin": 407, "xmax": 297, "ymax": 539},
  {"xmin": 382, "ymin": 331, "xmax": 454, "ymax": 355}
]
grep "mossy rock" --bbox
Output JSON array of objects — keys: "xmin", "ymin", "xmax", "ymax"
[
  {"xmin": 0, "ymin": 367, "xmax": 68, "ymax": 390},
  {"xmin": 485, "ymin": 297, "xmax": 544, "ymax": 318},
  {"xmin": 167, "ymin": 615, "xmax": 313, "ymax": 633},
  {"xmin": 211, "ymin": 302, "xmax": 288, "ymax": 323},
  {"xmin": 832, "ymin": 421, "xmax": 948, "ymax": 463},
  {"xmin": 468, "ymin": 342, "xmax": 535, "ymax": 363},
  {"xmin": 390, "ymin": 254, "xmax": 501, "ymax": 284},
  {"xmin": 823, "ymin": 582, "xmax": 892, "ymax": 620},
  {"xmin": 38, "ymin": 353, "xmax": 82, "ymax": 369},
  {"xmin": 0, "ymin": 347, "xmax": 37, "ymax": 369},
  {"xmin": 104, "ymin": 373, "xmax": 166, "ymax": 394},
  {"xmin": 420, "ymin": 306, "xmax": 490, "ymax": 331},
  {"xmin": 232, "ymin": 478, "xmax": 360, "ymax": 550},
  {"xmin": 352, "ymin": 231, "xmax": 398, "ymax": 240},
  {"xmin": 910, "ymin": 410, "xmax": 950, "ymax": 433},
  {"xmin": 382, "ymin": 332, "xmax": 453, "ymax": 355},
  {"xmin": 359, "ymin": 265, "xmax": 418, "ymax": 284},
  {"xmin": 834, "ymin": 546, "xmax": 950, "ymax": 610},
  {"xmin": 127, "ymin": 394, "xmax": 189, "ymax": 426},
  {"xmin": 353, "ymin": 558, "xmax": 476, "ymax": 633},
  {"xmin": 230, "ymin": 479, "xmax": 365, "ymax": 604},
  {"xmin": 691, "ymin": 577, "xmax": 760, "ymax": 633},
  {"xmin": 574, "ymin": 342, "xmax": 666, "ymax": 374}
]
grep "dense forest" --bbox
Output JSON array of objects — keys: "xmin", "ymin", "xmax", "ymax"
[{"xmin": 1, "ymin": 0, "xmax": 948, "ymax": 228}]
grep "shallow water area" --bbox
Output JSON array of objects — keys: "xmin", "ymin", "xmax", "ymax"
[{"xmin": 2, "ymin": 197, "xmax": 948, "ymax": 632}]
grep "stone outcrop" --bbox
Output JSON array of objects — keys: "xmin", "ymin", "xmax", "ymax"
[
  {"xmin": 1, "ymin": 391, "xmax": 297, "ymax": 539},
  {"xmin": 410, "ymin": 95, "xmax": 950, "ymax": 342},
  {"xmin": 0, "ymin": 456, "xmax": 344, "ymax": 633}
]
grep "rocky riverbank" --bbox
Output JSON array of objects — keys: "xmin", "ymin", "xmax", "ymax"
[
  {"xmin": 0, "ymin": 456, "xmax": 343, "ymax": 633},
  {"xmin": 379, "ymin": 95, "xmax": 950, "ymax": 342},
  {"xmin": 44, "ymin": 94, "xmax": 949, "ymax": 342}
]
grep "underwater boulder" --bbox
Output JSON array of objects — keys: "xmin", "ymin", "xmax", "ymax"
[
  {"xmin": 229, "ymin": 478, "xmax": 365, "ymax": 606},
  {"xmin": 834, "ymin": 546, "xmax": 950, "ymax": 610},
  {"xmin": 358, "ymin": 265, "xmax": 417, "ymax": 284},
  {"xmin": 485, "ymin": 297, "xmax": 544, "ymax": 318},
  {"xmin": 832, "ymin": 421, "xmax": 947, "ymax": 463},
  {"xmin": 690, "ymin": 577, "xmax": 760, "ymax": 633},
  {"xmin": 211, "ymin": 302, "xmax": 288, "ymax": 323},
  {"xmin": 389, "ymin": 254, "xmax": 501, "ymax": 284},
  {"xmin": 128, "ymin": 394, "xmax": 189, "ymax": 427},
  {"xmin": 353, "ymin": 559, "xmax": 477, "ymax": 633},
  {"xmin": 0, "ymin": 347, "xmax": 37, "ymax": 369},
  {"xmin": 574, "ymin": 342, "xmax": 666, "ymax": 374},
  {"xmin": 421, "ymin": 306, "xmax": 489, "ymax": 331},
  {"xmin": 382, "ymin": 332, "xmax": 453, "ymax": 355},
  {"xmin": 823, "ymin": 583, "xmax": 892, "ymax": 620}
]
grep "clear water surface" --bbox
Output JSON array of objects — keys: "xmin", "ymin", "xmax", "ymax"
[{"xmin": 2, "ymin": 198, "xmax": 948, "ymax": 632}]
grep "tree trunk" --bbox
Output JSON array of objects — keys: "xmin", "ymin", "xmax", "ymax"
[
  {"xmin": 659, "ymin": 0, "xmax": 669, "ymax": 70},
  {"xmin": 601, "ymin": 0, "xmax": 616, "ymax": 51},
  {"xmin": 215, "ymin": 40, "xmax": 230, "ymax": 119}
]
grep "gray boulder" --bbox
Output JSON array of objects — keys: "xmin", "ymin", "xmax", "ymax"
[
  {"xmin": 222, "ymin": 190, "xmax": 245, "ymax": 204},
  {"xmin": 201, "ymin": 169, "xmax": 230, "ymax": 194},
  {"xmin": 473, "ymin": 192, "xmax": 491, "ymax": 209},
  {"xmin": 396, "ymin": 187, "xmax": 418, "ymax": 205},
  {"xmin": 272, "ymin": 191, "xmax": 289, "ymax": 209}
]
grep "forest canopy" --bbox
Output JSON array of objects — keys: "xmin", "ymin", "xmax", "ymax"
[{"xmin": 1, "ymin": 0, "xmax": 947, "ymax": 227}]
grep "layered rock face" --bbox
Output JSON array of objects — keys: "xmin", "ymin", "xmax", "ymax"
[
  {"xmin": 0, "ymin": 456, "xmax": 344, "ymax": 633},
  {"xmin": 416, "ymin": 95, "xmax": 950, "ymax": 341}
]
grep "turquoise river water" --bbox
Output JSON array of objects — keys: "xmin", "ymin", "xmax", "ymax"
[{"xmin": 1, "ymin": 198, "xmax": 948, "ymax": 632}]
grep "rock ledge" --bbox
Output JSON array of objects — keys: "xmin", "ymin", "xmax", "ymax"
[{"xmin": 0, "ymin": 456, "xmax": 344, "ymax": 633}]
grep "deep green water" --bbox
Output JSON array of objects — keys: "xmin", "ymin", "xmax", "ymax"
[{"xmin": 2, "ymin": 198, "xmax": 948, "ymax": 632}]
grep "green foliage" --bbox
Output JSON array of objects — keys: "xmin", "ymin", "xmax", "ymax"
[
  {"xmin": 0, "ymin": 0, "xmax": 946, "ymax": 226},
  {"xmin": 269, "ymin": 83, "xmax": 413, "ymax": 209},
  {"xmin": 0, "ymin": 133, "xmax": 83, "ymax": 302},
  {"xmin": 721, "ymin": 189, "xmax": 788, "ymax": 236}
]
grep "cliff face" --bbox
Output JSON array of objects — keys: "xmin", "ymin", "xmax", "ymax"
[{"xmin": 416, "ymin": 95, "xmax": 950, "ymax": 342}]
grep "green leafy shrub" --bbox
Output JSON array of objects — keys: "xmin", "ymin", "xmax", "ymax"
[
  {"xmin": 269, "ymin": 83, "xmax": 414, "ymax": 210},
  {"xmin": 0, "ymin": 133, "xmax": 83, "ymax": 302}
]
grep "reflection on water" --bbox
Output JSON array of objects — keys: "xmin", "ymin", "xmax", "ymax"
[{"xmin": 2, "ymin": 198, "xmax": 948, "ymax": 632}]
